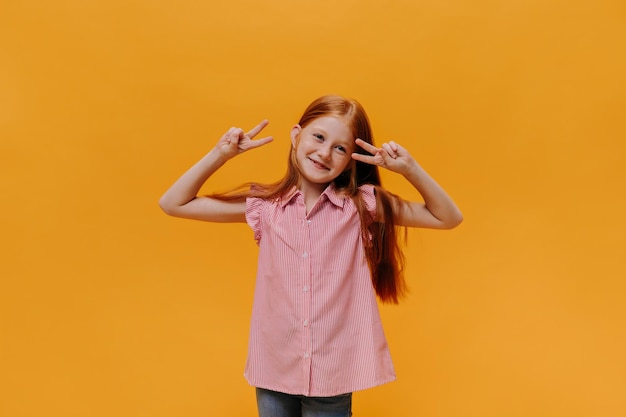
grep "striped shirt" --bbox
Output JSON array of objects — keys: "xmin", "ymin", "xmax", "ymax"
[{"xmin": 244, "ymin": 183, "xmax": 396, "ymax": 397}]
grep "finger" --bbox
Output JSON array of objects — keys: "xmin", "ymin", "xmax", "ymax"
[
  {"xmin": 226, "ymin": 128, "xmax": 244, "ymax": 144},
  {"xmin": 247, "ymin": 135, "xmax": 274, "ymax": 149},
  {"xmin": 355, "ymin": 138, "xmax": 379, "ymax": 155},
  {"xmin": 388, "ymin": 141, "xmax": 399, "ymax": 152},
  {"xmin": 351, "ymin": 152, "xmax": 381, "ymax": 165},
  {"xmin": 382, "ymin": 143, "xmax": 397, "ymax": 159},
  {"xmin": 232, "ymin": 127, "xmax": 245, "ymax": 138},
  {"xmin": 246, "ymin": 119, "xmax": 269, "ymax": 139},
  {"xmin": 224, "ymin": 127, "xmax": 235, "ymax": 143},
  {"xmin": 223, "ymin": 127, "xmax": 234, "ymax": 137}
]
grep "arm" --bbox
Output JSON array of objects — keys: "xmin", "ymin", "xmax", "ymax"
[
  {"xmin": 352, "ymin": 139, "xmax": 463, "ymax": 229},
  {"xmin": 158, "ymin": 120, "xmax": 273, "ymax": 223}
]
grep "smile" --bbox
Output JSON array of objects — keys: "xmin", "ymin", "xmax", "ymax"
[{"xmin": 308, "ymin": 158, "xmax": 330, "ymax": 170}]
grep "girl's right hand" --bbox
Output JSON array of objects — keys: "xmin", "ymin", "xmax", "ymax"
[{"xmin": 214, "ymin": 120, "xmax": 273, "ymax": 160}]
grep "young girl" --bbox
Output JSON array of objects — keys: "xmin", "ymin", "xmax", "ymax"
[{"xmin": 159, "ymin": 95, "xmax": 462, "ymax": 417}]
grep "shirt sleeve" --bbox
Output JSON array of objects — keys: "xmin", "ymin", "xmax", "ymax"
[
  {"xmin": 245, "ymin": 197, "xmax": 264, "ymax": 243},
  {"xmin": 359, "ymin": 184, "xmax": 377, "ymax": 221}
]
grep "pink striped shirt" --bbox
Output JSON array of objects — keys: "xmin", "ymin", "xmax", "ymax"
[{"xmin": 244, "ymin": 183, "xmax": 396, "ymax": 396}]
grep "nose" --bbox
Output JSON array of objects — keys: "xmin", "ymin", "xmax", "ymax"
[{"xmin": 318, "ymin": 144, "xmax": 332, "ymax": 161}]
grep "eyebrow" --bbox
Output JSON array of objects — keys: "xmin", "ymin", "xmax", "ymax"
[
  {"xmin": 311, "ymin": 127, "xmax": 328, "ymax": 135},
  {"xmin": 310, "ymin": 127, "xmax": 355, "ymax": 149}
]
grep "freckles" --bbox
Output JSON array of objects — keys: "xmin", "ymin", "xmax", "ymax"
[{"xmin": 336, "ymin": 155, "xmax": 352, "ymax": 170}]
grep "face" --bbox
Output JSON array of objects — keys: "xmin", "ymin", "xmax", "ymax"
[{"xmin": 291, "ymin": 116, "xmax": 355, "ymax": 192}]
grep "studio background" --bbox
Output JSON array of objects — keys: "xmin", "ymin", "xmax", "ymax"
[{"xmin": 1, "ymin": 1, "xmax": 625, "ymax": 416}]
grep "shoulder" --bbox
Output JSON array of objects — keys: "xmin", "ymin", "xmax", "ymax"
[
  {"xmin": 245, "ymin": 195, "xmax": 277, "ymax": 217},
  {"xmin": 245, "ymin": 196, "xmax": 270, "ymax": 224},
  {"xmin": 357, "ymin": 184, "xmax": 377, "ymax": 212},
  {"xmin": 245, "ymin": 190, "xmax": 295, "ymax": 219},
  {"xmin": 357, "ymin": 183, "xmax": 376, "ymax": 197}
]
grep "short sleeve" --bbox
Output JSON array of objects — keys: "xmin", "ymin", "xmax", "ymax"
[
  {"xmin": 359, "ymin": 184, "xmax": 377, "ymax": 222},
  {"xmin": 245, "ymin": 197, "xmax": 265, "ymax": 243}
]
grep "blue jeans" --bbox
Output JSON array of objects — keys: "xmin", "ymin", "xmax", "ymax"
[{"xmin": 255, "ymin": 388, "xmax": 353, "ymax": 417}]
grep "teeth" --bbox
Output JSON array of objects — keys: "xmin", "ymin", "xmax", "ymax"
[{"xmin": 310, "ymin": 158, "xmax": 328, "ymax": 170}]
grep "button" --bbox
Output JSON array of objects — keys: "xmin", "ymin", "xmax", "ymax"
[
  {"xmin": 303, "ymin": 320, "xmax": 309, "ymax": 327},
  {"xmin": 303, "ymin": 252, "xmax": 308, "ymax": 258},
  {"xmin": 304, "ymin": 352, "xmax": 310, "ymax": 358},
  {"xmin": 307, "ymin": 220, "xmax": 312, "ymax": 225},
  {"xmin": 303, "ymin": 286, "xmax": 309, "ymax": 292}
]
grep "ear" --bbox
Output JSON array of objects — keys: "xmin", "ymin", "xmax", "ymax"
[{"xmin": 290, "ymin": 124, "xmax": 302, "ymax": 148}]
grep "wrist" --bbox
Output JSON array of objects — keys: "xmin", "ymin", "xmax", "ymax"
[
  {"xmin": 401, "ymin": 159, "xmax": 422, "ymax": 179},
  {"xmin": 207, "ymin": 147, "xmax": 232, "ymax": 166}
]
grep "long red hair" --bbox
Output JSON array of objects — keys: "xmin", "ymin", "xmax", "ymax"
[{"xmin": 213, "ymin": 95, "xmax": 407, "ymax": 303}]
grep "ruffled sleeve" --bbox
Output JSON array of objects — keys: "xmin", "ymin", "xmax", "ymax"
[
  {"xmin": 359, "ymin": 184, "xmax": 378, "ymax": 223},
  {"xmin": 245, "ymin": 197, "xmax": 264, "ymax": 244}
]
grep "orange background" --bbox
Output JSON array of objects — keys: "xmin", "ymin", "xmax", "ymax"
[{"xmin": 2, "ymin": 1, "xmax": 625, "ymax": 416}]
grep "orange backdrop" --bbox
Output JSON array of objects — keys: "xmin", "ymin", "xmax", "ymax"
[{"xmin": 2, "ymin": 1, "xmax": 625, "ymax": 416}]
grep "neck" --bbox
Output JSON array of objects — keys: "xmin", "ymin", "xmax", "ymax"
[{"xmin": 298, "ymin": 181, "xmax": 330, "ymax": 213}]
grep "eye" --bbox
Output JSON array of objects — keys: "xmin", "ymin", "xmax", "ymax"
[
  {"xmin": 313, "ymin": 133, "xmax": 324, "ymax": 141},
  {"xmin": 335, "ymin": 145, "xmax": 346, "ymax": 153}
]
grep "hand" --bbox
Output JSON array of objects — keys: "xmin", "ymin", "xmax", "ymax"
[
  {"xmin": 214, "ymin": 120, "xmax": 273, "ymax": 160},
  {"xmin": 352, "ymin": 138, "xmax": 416, "ymax": 176}
]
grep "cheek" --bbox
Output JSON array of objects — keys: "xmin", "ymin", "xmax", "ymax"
[{"xmin": 336, "ymin": 154, "xmax": 353, "ymax": 170}]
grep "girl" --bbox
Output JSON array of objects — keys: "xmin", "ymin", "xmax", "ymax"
[{"xmin": 159, "ymin": 95, "xmax": 462, "ymax": 417}]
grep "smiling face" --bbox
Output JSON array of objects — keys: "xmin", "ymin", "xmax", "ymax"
[{"xmin": 291, "ymin": 116, "xmax": 356, "ymax": 195}]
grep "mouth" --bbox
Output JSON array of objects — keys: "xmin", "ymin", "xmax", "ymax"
[{"xmin": 308, "ymin": 157, "xmax": 330, "ymax": 171}]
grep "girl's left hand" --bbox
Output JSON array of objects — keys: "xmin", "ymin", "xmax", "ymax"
[{"xmin": 352, "ymin": 138, "xmax": 416, "ymax": 175}]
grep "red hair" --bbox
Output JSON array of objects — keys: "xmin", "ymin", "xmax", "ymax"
[{"xmin": 213, "ymin": 95, "xmax": 407, "ymax": 303}]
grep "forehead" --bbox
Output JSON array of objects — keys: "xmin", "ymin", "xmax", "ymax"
[{"xmin": 304, "ymin": 116, "xmax": 353, "ymax": 139}]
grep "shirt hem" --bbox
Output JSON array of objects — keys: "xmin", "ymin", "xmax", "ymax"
[{"xmin": 245, "ymin": 374, "xmax": 397, "ymax": 397}]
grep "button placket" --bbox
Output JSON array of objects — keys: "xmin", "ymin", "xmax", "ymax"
[{"xmin": 301, "ymin": 213, "xmax": 313, "ymax": 392}]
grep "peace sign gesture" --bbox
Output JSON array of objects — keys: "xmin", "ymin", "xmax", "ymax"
[
  {"xmin": 351, "ymin": 138, "xmax": 417, "ymax": 176},
  {"xmin": 215, "ymin": 120, "xmax": 274, "ymax": 161}
]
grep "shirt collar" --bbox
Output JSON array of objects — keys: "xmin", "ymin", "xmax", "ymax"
[{"xmin": 280, "ymin": 183, "xmax": 346, "ymax": 209}]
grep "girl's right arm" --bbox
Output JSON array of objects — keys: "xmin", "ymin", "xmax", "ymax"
[{"xmin": 158, "ymin": 120, "xmax": 273, "ymax": 223}]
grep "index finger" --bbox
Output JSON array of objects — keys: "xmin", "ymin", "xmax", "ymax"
[
  {"xmin": 355, "ymin": 138, "xmax": 379, "ymax": 155},
  {"xmin": 246, "ymin": 119, "xmax": 269, "ymax": 139}
]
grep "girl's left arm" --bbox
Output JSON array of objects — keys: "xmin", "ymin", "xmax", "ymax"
[{"xmin": 352, "ymin": 139, "xmax": 463, "ymax": 229}]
